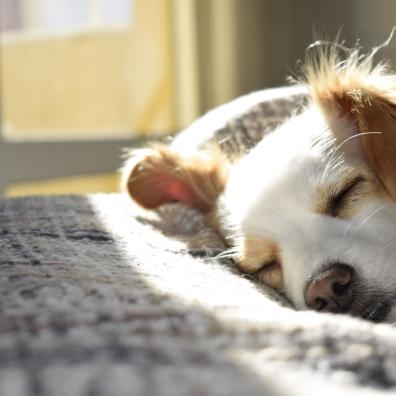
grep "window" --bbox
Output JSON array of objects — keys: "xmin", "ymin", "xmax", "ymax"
[
  {"xmin": 0, "ymin": 0, "xmax": 175, "ymax": 141},
  {"xmin": 7, "ymin": 1, "xmax": 394, "ymax": 198},
  {"xmin": 1, "ymin": 0, "xmax": 132, "ymax": 34},
  {"xmin": 0, "ymin": 0, "xmax": 204, "ymax": 196}
]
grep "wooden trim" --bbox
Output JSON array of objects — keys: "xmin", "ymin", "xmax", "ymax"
[
  {"xmin": 0, "ymin": 138, "xmax": 144, "ymax": 195},
  {"xmin": 170, "ymin": 0, "xmax": 201, "ymax": 130}
]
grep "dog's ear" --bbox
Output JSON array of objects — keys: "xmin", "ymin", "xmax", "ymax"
[
  {"xmin": 306, "ymin": 47, "xmax": 396, "ymax": 200},
  {"xmin": 122, "ymin": 144, "xmax": 229, "ymax": 212}
]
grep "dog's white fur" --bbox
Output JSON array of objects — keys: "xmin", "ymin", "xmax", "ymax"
[
  {"xmin": 123, "ymin": 42, "xmax": 396, "ymax": 322},
  {"xmin": 222, "ymin": 104, "xmax": 396, "ymax": 319}
]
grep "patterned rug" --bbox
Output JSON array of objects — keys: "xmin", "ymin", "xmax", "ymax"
[
  {"xmin": 1, "ymin": 194, "xmax": 396, "ymax": 396},
  {"xmin": 2, "ymin": 86, "xmax": 396, "ymax": 395}
]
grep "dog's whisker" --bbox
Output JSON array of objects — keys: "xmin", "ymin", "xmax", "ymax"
[
  {"xmin": 354, "ymin": 204, "xmax": 384, "ymax": 233},
  {"xmin": 321, "ymin": 131, "xmax": 383, "ymax": 183},
  {"xmin": 342, "ymin": 219, "xmax": 355, "ymax": 240},
  {"xmin": 215, "ymin": 248, "xmax": 238, "ymax": 259},
  {"xmin": 241, "ymin": 273, "xmax": 257, "ymax": 282},
  {"xmin": 373, "ymin": 238, "xmax": 396, "ymax": 256},
  {"xmin": 344, "ymin": 204, "xmax": 385, "ymax": 244}
]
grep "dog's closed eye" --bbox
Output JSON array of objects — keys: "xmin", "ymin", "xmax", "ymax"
[
  {"xmin": 252, "ymin": 261, "xmax": 283, "ymax": 289},
  {"xmin": 326, "ymin": 176, "xmax": 374, "ymax": 218}
]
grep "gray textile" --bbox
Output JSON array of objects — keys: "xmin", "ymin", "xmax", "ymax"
[
  {"xmin": 1, "ymin": 195, "xmax": 396, "ymax": 396},
  {"xmin": 1, "ymin": 86, "xmax": 396, "ymax": 396},
  {"xmin": 170, "ymin": 85, "xmax": 309, "ymax": 158}
]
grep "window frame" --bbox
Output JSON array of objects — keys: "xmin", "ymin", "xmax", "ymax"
[{"xmin": 0, "ymin": 0, "xmax": 200, "ymax": 196}]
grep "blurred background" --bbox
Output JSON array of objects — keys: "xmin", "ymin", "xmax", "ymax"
[{"xmin": 1, "ymin": 0, "xmax": 396, "ymax": 197}]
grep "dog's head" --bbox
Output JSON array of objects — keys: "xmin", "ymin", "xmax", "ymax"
[{"xmin": 123, "ymin": 45, "xmax": 396, "ymax": 322}]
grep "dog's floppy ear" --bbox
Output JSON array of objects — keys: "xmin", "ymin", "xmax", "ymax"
[
  {"xmin": 306, "ymin": 45, "xmax": 396, "ymax": 200},
  {"xmin": 122, "ymin": 144, "xmax": 229, "ymax": 212}
]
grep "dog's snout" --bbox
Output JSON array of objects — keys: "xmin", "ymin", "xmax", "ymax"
[{"xmin": 304, "ymin": 263, "xmax": 354, "ymax": 313}]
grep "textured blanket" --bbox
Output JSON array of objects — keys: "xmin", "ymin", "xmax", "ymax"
[
  {"xmin": 1, "ymin": 194, "xmax": 396, "ymax": 396},
  {"xmin": 2, "ymin": 87, "xmax": 396, "ymax": 396}
]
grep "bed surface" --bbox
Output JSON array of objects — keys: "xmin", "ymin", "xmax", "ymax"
[
  {"xmin": 2, "ymin": 86, "xmax": 396, "ymax": 395},
  {"xmin": 1, "ymin": 193, "xmax": 396, "ymax": 396}
]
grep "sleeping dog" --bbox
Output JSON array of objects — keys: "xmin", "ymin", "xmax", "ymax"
[{"xmin": 123, "ymin": 42, "xmax": 396, "ymax": 322}]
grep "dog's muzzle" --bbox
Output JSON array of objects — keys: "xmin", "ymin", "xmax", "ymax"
[
  {"xmin": 305, "ymin": 262, "xmax": 354, "ymax": 313},
  {"xmin": 304, "ymin": 262, "xmax": 392, "ymax": 322}
]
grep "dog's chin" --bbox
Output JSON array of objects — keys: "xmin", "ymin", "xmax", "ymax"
[
  {"xmin": 358, "ymin": 300, "xmax": 392, "ymax": 323},
  {"xmin": 349, "ymin": 288, "xmax": 396, "ymax": 323}
]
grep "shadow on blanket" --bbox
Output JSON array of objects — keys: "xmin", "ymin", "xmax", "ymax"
[{"xmin": 1, "ymin": 193, "xmax": 396, "ymax": 396}]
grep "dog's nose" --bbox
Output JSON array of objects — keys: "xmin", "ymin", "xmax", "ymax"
[{"xmin": 304, "ymin": 263, "xmax": 354, "ymax": 313}]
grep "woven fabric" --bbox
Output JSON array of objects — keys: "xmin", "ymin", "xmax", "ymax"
[
  {"xmin": 171, "ymin": 85, "xmax": 309, "ymax": 159},
  {"xmin": 1, "ymin": 87, "xmax": 396, "ymax": 396},
  {"xmin": 1, "ymin": 194, "xmax": 396, "ymax": 396}
]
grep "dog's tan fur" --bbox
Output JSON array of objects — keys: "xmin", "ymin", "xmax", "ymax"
[
  {"xmin": 124, "ymin": 43, "xmax": 396, "ymax": 215},
  {"xmin": 313, "ymin": 170, "xmax": 380, "ymax": 218},
  {"xmin": 236, "ymin": 236, "xmax": 283, "ymax": 289},
  {"xmin": 122, "ymin": 39, "xmax": 396, "ymax": 320},
  {"xmin": 122, "ymin": 144, "xmax": 229, "ymax": 213},
  {"xmin": 303, "ymin": 43, "xmax": 396, "ymax": 203}
]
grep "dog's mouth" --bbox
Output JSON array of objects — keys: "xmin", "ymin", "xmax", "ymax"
[
  {"xmin": 360, "ymin": 301, "xmax": 391, "ymax": 323},
  {"xmin": 343, "ymin": 274, "xmax": 394, "ymax": 323}
]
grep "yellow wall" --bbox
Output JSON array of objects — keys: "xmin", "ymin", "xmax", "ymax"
[
  {"xmin": 0, "ymin": 0, "xmax": 205, "ymax": 198},
  {"xmin": 1, "ymin": 0, "xmax": 175, "ymax": 140}
]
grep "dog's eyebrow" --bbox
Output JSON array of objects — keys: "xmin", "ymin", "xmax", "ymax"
[{"xmin": 327, "ymin": 176, "xmax": 366, "ymax": 217}]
